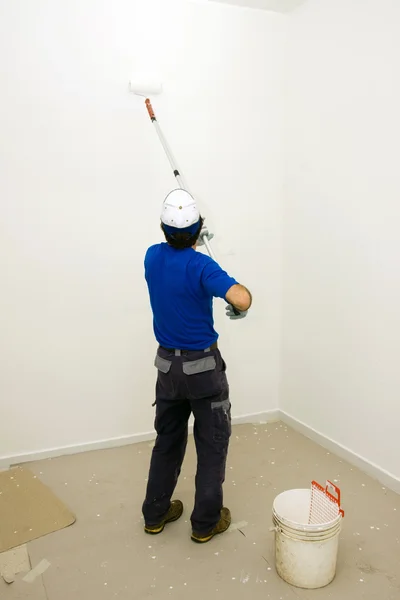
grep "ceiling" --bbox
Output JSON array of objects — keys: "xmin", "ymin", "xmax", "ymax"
[{"xmin": 208, "ymin": 0, "xmax": 307, "ymax": 12}]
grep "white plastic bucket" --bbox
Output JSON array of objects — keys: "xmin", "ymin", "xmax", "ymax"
[{"xmin": 272, "ymin": 489, "xmax": 342, "ymax": 589}]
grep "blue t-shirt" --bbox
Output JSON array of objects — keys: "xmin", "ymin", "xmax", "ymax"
[{"xmin": 144, "ymin": 243, "xmax": 237, "ymax": 350}]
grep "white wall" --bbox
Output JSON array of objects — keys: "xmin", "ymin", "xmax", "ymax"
[
  {"xmin": 0, "ymin": 0, "xmax": 285, "ymax": 463},
  {"xmin": 209, "ymin": 0, "xmax": 306, "ymax": 13},
  {"xmin": 282, "ymin": 0, "xmax": 400, "ymax": 480}
]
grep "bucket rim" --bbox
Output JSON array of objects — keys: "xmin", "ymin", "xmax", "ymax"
[
  {"xmin": 273, "ymin": 519, "xmax": 342, "ymax": 540},
  {"xmin": 273, "ymin": 488, "xmax": 342, "ymax": 529},
  {"xmin": 272, "ymin": 507, "xmax": 342, "ymax": 530}
]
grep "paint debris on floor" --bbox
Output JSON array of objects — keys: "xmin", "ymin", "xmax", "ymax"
[
  {"xmin": 0, "ymin": 422, "xmax": 399, "ymax": 599},
  {"xmin": 0, "ymin": 545, "xmax": 30, "ymax": 584}
]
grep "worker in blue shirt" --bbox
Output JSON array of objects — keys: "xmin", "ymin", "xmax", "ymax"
[{"xmin": 142, "ymin": 189, "xmax": 252, "ymax": 543}]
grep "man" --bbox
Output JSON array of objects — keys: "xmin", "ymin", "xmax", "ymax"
[{"xmin": 142, "ymin": 188, "xmax": 252, "ymax": 543}]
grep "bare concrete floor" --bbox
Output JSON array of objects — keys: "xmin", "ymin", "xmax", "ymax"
[{"xmin": 1, "ymin": 422, "xmax": 400, "ymax": 599}]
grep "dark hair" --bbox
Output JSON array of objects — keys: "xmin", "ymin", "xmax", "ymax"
[{"xmin": 161, "ymin": 217, "xmax": 204, "ymax": 249}]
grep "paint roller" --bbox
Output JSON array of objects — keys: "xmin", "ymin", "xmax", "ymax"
[
  {"xmin": 128, "ymin": 80, "xmax": 163, "ymax": 97},
  {"xmin": 129, "ymin": 79, "xmax": 240, "ymax": 315},
  {"xmin": 128, "ymin": 79, "xmax": 217, "ymax": 256}
]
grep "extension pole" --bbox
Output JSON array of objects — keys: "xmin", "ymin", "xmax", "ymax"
[
  {"xmin": 145, "ymin": 101, "xmax": 189, "ymax": 191},
  {"xmin": 144, "ymin": 99, "xmax": 215, "ymax": 257},
  {"xmin": 144, "ymin": 98, "xmax": 239, "ymax": 314}
]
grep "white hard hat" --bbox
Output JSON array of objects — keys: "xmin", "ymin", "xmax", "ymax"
[{"xmin": 161, "ymin": 189, "xmax": 200, "ymax": 230}]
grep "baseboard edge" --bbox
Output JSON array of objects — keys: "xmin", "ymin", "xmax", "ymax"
[
  {"xmin": 279, "ymin": 410, "xmax": 400, "ymax": 494},
  {"xmin": 0, "ymin": 409, "xmax": 279, "ymax": 469}
]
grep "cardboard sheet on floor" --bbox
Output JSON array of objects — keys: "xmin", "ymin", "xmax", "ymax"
[{"xmin": 0, "ymin": 467, "xmax": 75, "ymax": 553}]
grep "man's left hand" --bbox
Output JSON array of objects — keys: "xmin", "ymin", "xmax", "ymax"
[{"xmin": 197, "ymin": 227, "xmax": 214, "ymax": 247}]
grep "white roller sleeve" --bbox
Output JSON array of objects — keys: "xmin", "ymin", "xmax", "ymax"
[{"xmin": 129, "ymin": 81, "xmax": 163, "ymax": 96}]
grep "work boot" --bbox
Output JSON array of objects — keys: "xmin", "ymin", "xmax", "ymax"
[
  {"xmin": 144, "ymin": 500, "xmax": 184, "ymax": 535},
  {"xmin": 191, "ymin": 507, "xmax": 231, "ymax": 543}
]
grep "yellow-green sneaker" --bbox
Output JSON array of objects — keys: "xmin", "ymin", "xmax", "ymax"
[
  {"xmin": 144, "ymin": 500, "xmax": 183, "ymax": 535},
  {"xmin": 191, "ymin": 507, "xmax": 231, "ymax": 543}
]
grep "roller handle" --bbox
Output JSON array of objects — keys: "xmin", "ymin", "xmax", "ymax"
[{"xmin": 145, "ymin": 98, "xmax": 156, "ymax": 121}]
